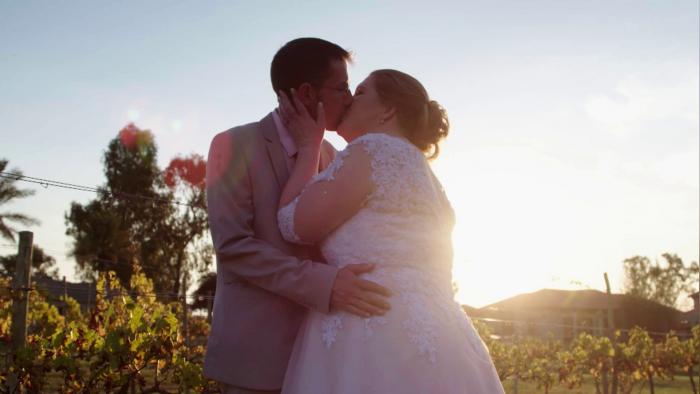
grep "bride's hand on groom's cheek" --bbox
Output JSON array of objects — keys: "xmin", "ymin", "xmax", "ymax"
[
  {"xmin": 330, "ymin": 263, "xmax": 392, "ymax": 318},
  {"xmin": 278, "ymin": 89, "xmax": 325, "ymax": 149}
]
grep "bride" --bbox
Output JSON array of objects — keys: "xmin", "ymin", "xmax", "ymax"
[{"xmin": 276, "ymin": 69, "xmax": 505, "ymax": 394}]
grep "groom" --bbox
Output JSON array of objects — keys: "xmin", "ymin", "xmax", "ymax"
[{"xmin": 204, "ymin": 38, "xmax": 392, "ymax": 393}]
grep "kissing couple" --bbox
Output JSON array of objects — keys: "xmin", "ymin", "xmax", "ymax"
[{"xmin": 203, "ymin": 37, "xmax": 505, "ymax": 394}]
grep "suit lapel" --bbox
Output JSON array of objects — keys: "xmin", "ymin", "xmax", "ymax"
[
  {"xmin": 260, "ymin": 113, "xmax": 313, "ymax": 259},
  {"xmin": 261, "ymin": 113, "xmax": 290, "ymax": 189}
]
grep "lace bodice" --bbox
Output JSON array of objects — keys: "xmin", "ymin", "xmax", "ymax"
[
  {"xmin": 278, "ymin": 133, "xmax": 455, "ymax": 270},
  {"xmin": 278, "ymin": 133, "xmax": 473, "ymax": 364}
]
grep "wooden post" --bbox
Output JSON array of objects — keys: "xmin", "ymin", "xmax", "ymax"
[
  {"xmin": 60, "ymin": 275, "xmax": 67, "ymax": 315},
  {"xmin": 86, "ymin": 280, "xmax": 92, "ymax": 314},
  {"xmin": 207, "ymin": 291, "xmax": 213, "ymax": 324},
  {"xmin": 604, "ymin": 273, "xmax": 615, "ymax": 331},
  {"xmin": 181, "ymin": 281, "xmax": 190, "ymax": 393},
  {"xmin": 604, "ymin": 272, "xmax": 618, "ymax": 394},
  {"xmin": 8, "ymin": 231, "xmax": 34, "ymax": 393},
  {"xmin": 182, "ymin": 275, "xmax": 189, "ymax": 347}
]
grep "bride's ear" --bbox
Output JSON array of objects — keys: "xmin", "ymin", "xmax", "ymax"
[{"xmin": 380, "ymin": 106, "xmax": 397, "ymax": 124}]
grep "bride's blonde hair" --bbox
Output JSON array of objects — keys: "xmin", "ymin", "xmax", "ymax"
[{"xmin": 370, "ymin": 69, "xmax": 449, "ymax": 159}]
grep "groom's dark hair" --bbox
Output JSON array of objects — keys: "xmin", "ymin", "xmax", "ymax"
[{"xmin": 271, "ymin": 38, "xmax": 351, "ymax": 95}]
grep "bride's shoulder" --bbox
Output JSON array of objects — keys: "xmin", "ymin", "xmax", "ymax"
[
  {"xmin": 351, "ymin": 131, "xmax": 404, "ymax": 144},
  {"xmin": 349, "ymin": 132, "xmax": 416, "ymax": 155}
]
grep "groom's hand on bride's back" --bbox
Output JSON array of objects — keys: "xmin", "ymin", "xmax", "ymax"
[{"xmin": 331, "ymin": 263, "xmax": 392, "ymax": 317}]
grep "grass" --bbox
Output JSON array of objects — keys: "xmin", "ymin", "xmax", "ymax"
[
  {"xmin": 505, "ymin": 374, "xmax": 697, "ymax": 394},
  {"xmin": 32, "ymin": 371, "xmax": 697, "ymax": 393},
  {"xmin": 29, "ymin": 367, "xmax": 196, "ymax": 393}
]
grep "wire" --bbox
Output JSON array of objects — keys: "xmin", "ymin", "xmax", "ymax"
[
  {"xmin": 0, "ymin": 244, "xmax": 211, "ymax": 276},
  {"xmin": 0, "ymin": 285, "xmax": 690, "ymax": 335},
  {"xmin": 470, "ymin": 316, "xmax": 678, "ymax": 337},
  {"xmin": 5, "ymin": 283, "xmax": 213, "ymax": 301},
  {"xmin": 0, "ymin": 171, "xmax": 199, "ymax": 208}
]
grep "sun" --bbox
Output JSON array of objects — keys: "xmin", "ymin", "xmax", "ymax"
[{"xmin": 434, "ymin": 150, "xmax": 561, "ymax": 308}]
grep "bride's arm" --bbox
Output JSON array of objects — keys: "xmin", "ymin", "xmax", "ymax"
[
  {"xmin": 292, "ymin": 143, "xmax": 373, "ymax": 243},
  {"xmin": 279, "ymin": 143, "xmax": 321, "ymax": 208},
  {"xmin": 276, "ymin": 90, "xmax": 372, "ymax": 243}
]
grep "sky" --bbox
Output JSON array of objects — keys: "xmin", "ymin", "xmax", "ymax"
[{"xmin": 1, "ymin": 1, "xmax": 698, "ymax": 309}]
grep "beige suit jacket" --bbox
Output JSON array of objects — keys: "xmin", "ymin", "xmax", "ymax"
[{"xmin": 203, "ymin": 112, "xmax": 338, "ymax": 389}]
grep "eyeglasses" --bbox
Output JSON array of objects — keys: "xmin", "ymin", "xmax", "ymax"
[{"xmin": 319, "ymin": 85, "xmax": 351, "ymax": 95}]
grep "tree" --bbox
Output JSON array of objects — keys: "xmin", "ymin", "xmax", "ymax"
[
  {"xmin": 65, "ymin": 124, "xmax": 211, "ymax": 297},
  {"xmin": 161, "ymin": 154, "xmax": 211, "ymax": 296},
  {"xmin": 66, "ymin": 124, "xmax": 171, "ymax": 289},
  {"xmin": 0, "ymin": 244, "xmax": 58, "ymax": 279},
  {"xmin": 0, "ymin": 159, "xmax": 39, "ymax": 242},
  {"xmin": 622, "ymin": 253, "xmax": 699, "ymax": 308}
]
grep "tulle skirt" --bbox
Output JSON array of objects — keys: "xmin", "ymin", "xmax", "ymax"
[{"xmin": 282, "ymin": 284, "xmax": 505, "ymax": 394}]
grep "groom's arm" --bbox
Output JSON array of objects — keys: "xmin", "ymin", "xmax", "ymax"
[{"xmin": 206, "ymin": 128, "xmax": 338, "ymax": 313}]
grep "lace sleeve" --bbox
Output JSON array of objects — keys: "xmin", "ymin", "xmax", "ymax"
[
  {"xmin": 276, "ymin": 150, "xmax": 350, "ymax": 245},
  {"xmin": 277, "ymin": 195, "xmax": 311, "ymax": 245},
  {"xmin": 352, "ymin": 133, "xmax": 429, "ymax": 213}
]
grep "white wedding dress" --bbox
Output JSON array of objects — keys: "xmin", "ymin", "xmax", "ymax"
[{"xmin": 277, "ymin": 133, "xmax": 505, "ymax": 394}]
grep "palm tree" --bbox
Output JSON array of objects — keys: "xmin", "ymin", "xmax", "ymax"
[{"xmin": 0, "ymin": 159, "xmax": 39, "ymax": 242}]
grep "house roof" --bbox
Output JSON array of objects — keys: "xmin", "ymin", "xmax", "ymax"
[
  {"xmin": 482, "ymin": 289, "xmax": 623, "ymax": 311},
  {"xmin": 482, "ymin": 288, "xmax": 683, "ymax": 314},
  {"xmin": 33, "ymin": 274, "xmax": 92, "ymax": 306}
]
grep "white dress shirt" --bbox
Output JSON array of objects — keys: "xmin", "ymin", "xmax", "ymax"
[{"xmin": 272, "ymin": 108, "xmax": 297, "ymax": 171}]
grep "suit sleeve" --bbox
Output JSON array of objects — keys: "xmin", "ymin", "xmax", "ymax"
[{"xmin": 206, "ymin": 130, "xmax": 338, "ymax": 313}]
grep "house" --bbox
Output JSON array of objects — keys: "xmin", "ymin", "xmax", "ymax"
[
  {"xmin": 469, "ymin": 289, "xmax": 686, "ymax": 341},
  {"xmin": 681, "ymin": 291, "xmax": 699, "ymax": 327},
  {"xmin": 33, "ymin": 274, "xmax": 95, "ymax": 312},
  {"xmin": 33, "ymin": 274, "xmax": 189, "ymax": 313}
]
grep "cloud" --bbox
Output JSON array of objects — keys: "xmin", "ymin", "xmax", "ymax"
[
  {"xmin": 651, "ymin": 151, "xmax": 700, "ymax": 190},
  {"xmin": 584, "ymin": 65, "xmax": 698, "ymax": 138}
]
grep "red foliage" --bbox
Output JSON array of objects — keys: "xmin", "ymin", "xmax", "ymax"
[
  {"xmin": 119, "ymin": 123, "xmax": 139, "ymax": 149},
  {"xmin": 118, "ymin": 123, "xmax": 153, "ymax": 151},
  {"xmin": 164, "ymin": 154, "xmax": 206, "ymax": 189}
]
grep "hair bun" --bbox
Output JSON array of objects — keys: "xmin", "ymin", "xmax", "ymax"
[
  {"xmin": 370, "ymin": 69, "xmax": 449, "ymax": 159},
  {"xmin": 421, "ymin": 100, "xmax": 449, "ymax": 159}
]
